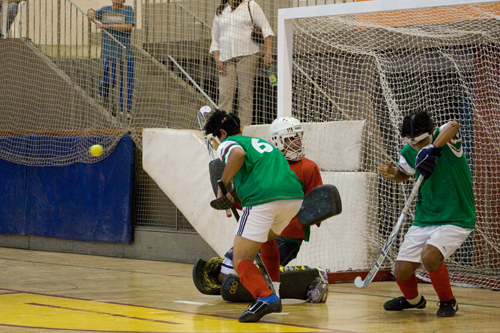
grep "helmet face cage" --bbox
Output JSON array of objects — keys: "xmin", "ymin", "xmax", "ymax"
[{"xmin": 269, "ymin": 117, "xmax": 306, "ymax": 161}]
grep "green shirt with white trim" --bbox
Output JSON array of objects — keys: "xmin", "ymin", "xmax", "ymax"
[
  {"xmin": 217, "ymin": 135, "xmax": 303, "ymax": 207},
  {"xmin": 398, "ymin": 122, "xmax": 476, "ymax": 229}
]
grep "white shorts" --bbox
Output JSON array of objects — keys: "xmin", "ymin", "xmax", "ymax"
[
  {"xmin": 235, "ymin": 199, "xmax": 302, "ymax": 243},
  {"xmin": 397, "ymin": 224, "xmax": 473, "ymax": 263}
]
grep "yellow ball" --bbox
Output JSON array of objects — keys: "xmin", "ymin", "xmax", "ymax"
[{"xmin": 89, "ymin": 144, "xmax": 103, "ymax": 157}]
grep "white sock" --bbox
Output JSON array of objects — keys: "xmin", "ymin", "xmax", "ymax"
[
  {"xmin": 407, "ymin": 295, "xmax": 422, "ymax": 305},
  {"xmin": 272, "ymin": 282, "xmax": 281, "ymax": 296}
]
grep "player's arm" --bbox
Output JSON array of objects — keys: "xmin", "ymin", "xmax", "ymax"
[
  {"xmin": 377, "ymin": 163, "xmax": 411, "ymax": 183},
  {"xmin": 433, "ymin": 120, "xmax": 460, "ymax": 148},
  {"xmin": 415, "ymin": 120, "xmax": 460, "ymax": 179},
  {"xmin": 218, "ymin": 147, "xmax": 245, "ymax": 198},
  {"xmin": 303, "ymin": 161, "xmax": 323, "ymax": 194}
]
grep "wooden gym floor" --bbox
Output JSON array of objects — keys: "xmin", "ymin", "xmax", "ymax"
[{"xmin": 0, "ymin": 247, "xmax": 498, "ymax": 333}]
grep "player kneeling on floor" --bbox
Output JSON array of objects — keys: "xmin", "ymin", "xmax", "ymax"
[{"xmin": 193, "ymin": 256, "xmax": 329, "ymax": 303}]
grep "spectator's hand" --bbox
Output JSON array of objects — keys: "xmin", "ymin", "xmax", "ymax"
[
  {"xmin": 415, "ymin": 144, "xmax": 441, "ymax": 179},
  {"xmin": 87, "ymin": 9, "xmax": 96, "ymax": 22},
  {"xmin": 263, "ymin": 53, "xmax": 273, "ymax": 67},
  {"xmin": 216, "ymin": 60, "xmax": 226, "ymax": 76}
]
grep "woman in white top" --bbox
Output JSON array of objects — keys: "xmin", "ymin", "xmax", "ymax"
[{"xmin": 210, "ymin": 0, "xmax": 274, "ymax": 127}]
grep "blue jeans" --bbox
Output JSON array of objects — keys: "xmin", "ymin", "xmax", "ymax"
[
  {"xmin": 99, "ymin": 57, "xmax": 135, "ymax": 112},
  {"xmin": 0, "ymin": 3, "xmax": 19, "ymax": 36}
]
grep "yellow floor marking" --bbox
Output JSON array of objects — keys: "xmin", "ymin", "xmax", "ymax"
[{"xmin": 0, "ymin": 293, "xmax": 327, "ymax": 332}]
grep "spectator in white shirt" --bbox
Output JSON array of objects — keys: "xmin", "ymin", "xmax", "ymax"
[{"xmin": 210, "ymin": 0, "xmax": 274, "ymax": 127}]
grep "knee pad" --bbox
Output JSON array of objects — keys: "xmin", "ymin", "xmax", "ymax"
[{"xmin": 220, "ymin": 274, "xmax": 255, "ymax": 303}]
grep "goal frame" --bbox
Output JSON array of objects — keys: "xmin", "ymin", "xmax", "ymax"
[{"xmin": 276, "ymin": 0, "xmax": 493, "ymax": 118}]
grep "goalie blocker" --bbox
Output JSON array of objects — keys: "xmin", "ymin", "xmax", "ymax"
[{"xmin": 297, "ymin": 184, "xmax": 342, "ymax": 226}]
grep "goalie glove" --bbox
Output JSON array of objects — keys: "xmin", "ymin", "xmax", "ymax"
[
  {"xmin": 415, "ymin": 144, "xmax": 442, "ymax": 179},
  {"xmin": 210, "ymin": 195, "xmax": 234, "ymax": 210}
]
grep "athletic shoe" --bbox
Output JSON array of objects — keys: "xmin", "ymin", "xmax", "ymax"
[
  {"xmin": 306, "ymin": 277, "xmax": 329, "ymax": 303},
  {"xmin": 384, "ymin": 296, "xmax": 427, "ymax": 311},
  {"xmin": 238, "ymin": 294, "xmax": 282, "ymax": 323},
  {"xmin": 437, "ymin": 298, "xmax": 458, "ymax": 317}
]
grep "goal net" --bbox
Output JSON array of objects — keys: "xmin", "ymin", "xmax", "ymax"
[{"xmin": 279, "ymin": 0, "xmax": 500, "ymax": 289}]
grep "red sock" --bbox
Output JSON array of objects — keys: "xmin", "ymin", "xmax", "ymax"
[
  {"xmin": 396, "ymin": 274, "xmax": 419, "ymax": 300},
  {"xmin": 237, "ymin": 260, "xmax": 272, "ymax": 299},
  {"xmin": 428, "ymin": 263, "xmax": 454, "ymax": 302},
  {"xmin": 260, "ymin": 240, "xmax": 280, "ymax": 282}
]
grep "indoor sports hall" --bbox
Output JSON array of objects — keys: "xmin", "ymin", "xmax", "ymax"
[{"xmin": 0, "ymin": 0, "xmax": 499, "ymax": 332}]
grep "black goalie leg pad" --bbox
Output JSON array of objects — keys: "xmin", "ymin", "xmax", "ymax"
[
  {"xmin": 209, "ymin": 159, "xmax": 237, "ymax": 197},
  {"xmin": 298, "ymin": 184, "xmax": 342, "ymax": 226},
  {"xmin": 220, "ymin": 274, "xmax": 255, "ymax": 303},
  {"xmin": 279, "ymin": 268, "xmax": 328, "ymax": 301},
  {"xmin": 192, "ymin": 258, "xmax": 223, "ymax": 295}
]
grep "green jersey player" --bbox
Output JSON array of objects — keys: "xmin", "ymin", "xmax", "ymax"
[
  {"xmin": 377, "ymin": 111, "xmax": 475, "ymax": 317},
  {"xmin": 204, "ymin": 110, "xmax": 303, "ymax": 323}
]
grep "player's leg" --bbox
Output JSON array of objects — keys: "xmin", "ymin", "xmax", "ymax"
[
  {"xmin": 234, "ymin": 235, "xmax": 281, "ymax": 322},
  {"xmin": 233, "ymin": 203, "xmax": 284, "ymax": 322},
  {"xmin": 260, "ymin": 231, "xmax": 280, "ymax": 282},
  {"xmin": 424, "ymin": 225, "xmax": 473, "ymax": 317},
  {"xmin": 275, "ymin": 236, "xmax": 301, "ymax": 266},
  {"xmin": 384, "ymin": 226, "xmax": 427, "ymax": 311}
]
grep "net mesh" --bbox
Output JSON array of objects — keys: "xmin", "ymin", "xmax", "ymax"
[
  {"xmin": 288, "ymin": 1, "xmax": 500, "ymax": 289},
  {"xmin": 0, "ymin": 0, "xmax": 498, "ymax": 289}
]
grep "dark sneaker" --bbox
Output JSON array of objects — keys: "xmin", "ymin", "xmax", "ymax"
[
  {"xmin": 384, "ymin": 296, "xmax": 427, "ymax": 311},
  {"xmin": 437, "ymin": 298, "xmax": 458, "ymax": 317},
  {"xmin": 238, "ymin": 294, "xmax": 282, "ymax": 322}
]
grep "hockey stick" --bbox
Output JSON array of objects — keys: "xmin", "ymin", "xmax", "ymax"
[
  {"xmin": 354, "ymin": 175, "xmax": 424, "ymax": 288},
  {"xmin": 197, "ymin": 105, "xmax": 218, "ymax": 160},
  {"xmin": 217, "ymin": 180, "xmax": 277, "ymax": 295},
  {"xmin": 197, "ymin": 106, "xmax": 232, "ymax": 217}
]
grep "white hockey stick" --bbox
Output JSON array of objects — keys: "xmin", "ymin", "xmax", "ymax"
[
  {"xmin": 197, "ymin": 106, "xmax": 217, "ymax": 159},
  {"xmin": 354, "ymin": 175, "xmax": 424, "ymax": 288}
]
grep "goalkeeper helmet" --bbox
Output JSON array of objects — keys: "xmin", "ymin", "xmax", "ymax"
[{"xmin": 269, "ymin": 117, "xmax": 305, "ymax": 161}]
